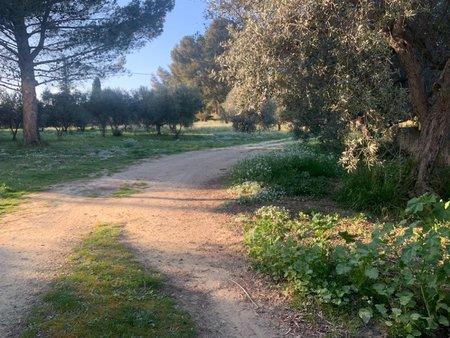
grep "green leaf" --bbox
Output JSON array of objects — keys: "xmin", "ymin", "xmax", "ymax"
[
  {"xmin": 364, "ymin": 267, "xmax": 379, "ymax": 280},
  {"xmin": 375, "ymin": 304, "xmax": 388, "ymax": 317},
  {"xmin": 436, "ymin": 303, "xmax": 449, "ymax": 311},
  {"xmin": 358, "ymin": 307, "xmax": 373, "ymax": 324},
  {"xmin": 336, "ymin": 264, "xmax": 351, "ymax": 275},
  {"xmin": 438, "ymin": 316, "xmax": 449, "ymax": 326},
  {"xmin": 406, "ymin": 197, "xmax": 423, "ymax": 214},
  {"xmin": 392, "ymin": 308, "xmax": 402, "ymax": 317},
  {"xmin": 373, "ymin": 283, "xmax": 386, "ymax": 295},
  {"xmin": 403, "ymin": 271, "xmax": 416, "ymax": 285},
  {"xmin": 410, "ymin": 313, "xmax": 420, "ymax": 321},
  {"xmin": 411, "ymin": 330, "xmax": 421, "ymax": 337},
  {"xmin": 399, "ymin": 292, "xmax": 414, "ymax": 306}
]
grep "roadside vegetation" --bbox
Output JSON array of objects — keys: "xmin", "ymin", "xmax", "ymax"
[
  {"xmin": 228, "ymin": 143, "xmax": 341, "ymax": 201},
  {"xmin": 227, "ymin": 142, "xmax": 450, "ymax": 337},
  {"xmin": 244, "ymin": 197, "xmax": 449, "ymax": 337},
  {"xmin": 23, "ymin": 223, "xmax": 195, "ymax": 338},
  {"xmin": 229, "ymin": 142, "xmax": 449, "ymax": 216}
]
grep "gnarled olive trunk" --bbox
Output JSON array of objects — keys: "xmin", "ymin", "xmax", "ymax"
[
  {"xmin": 389, "ymin": 23, "xmax": 450, "ymax": 193},
  {"xmin": 415, "ymin": 59, "xmax": 450, "ymax": 192}
]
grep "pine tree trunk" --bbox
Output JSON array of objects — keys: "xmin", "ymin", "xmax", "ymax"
[
  {"xmin": 21, "ymin": 65, "xmax": 40, "ymax": 145},
  {"xmin": 15, "ymin": 19, "xmax": 40, "ymax": 145}
]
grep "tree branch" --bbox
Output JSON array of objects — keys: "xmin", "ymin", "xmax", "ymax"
[{"xmin": 30, "ymin": 5, "xmax": 53, "ymax": 59}]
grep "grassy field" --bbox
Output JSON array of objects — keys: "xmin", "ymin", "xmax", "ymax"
[
  {"xmin": 23, "ymin": 223, "xmax": 196, "ymax": 338},
  {"xmin": 0, "ymin": 122, "xmax": 288, "ymax": 214}
]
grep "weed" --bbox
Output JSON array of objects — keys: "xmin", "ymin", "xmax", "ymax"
[{"xmin": 227, "ymin": 181, "xmax": 286, "ymax": 204}]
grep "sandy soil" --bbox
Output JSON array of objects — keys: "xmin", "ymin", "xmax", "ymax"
[{"xmin": 0, "ymin": 140, "xmax": 314, "ymax": 338}]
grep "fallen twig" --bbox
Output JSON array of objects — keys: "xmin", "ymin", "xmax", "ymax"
[{"xmin": 228, "ymin": 278, "xmax": 260, "ymax": 309}]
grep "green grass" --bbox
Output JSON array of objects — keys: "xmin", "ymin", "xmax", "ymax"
[
  {"xmin": 23, "ymin": 223, "xmax": 196, "ymax": 338},
  {"xmin": 0, "ymin": 184, "xmax": 24, "ymax": 216},
  {"xmin": 334, "ymin": 160, "xmax": 416, "ymax": 216},
  {"xmin": 228, "ymin": 142, "xmax": 341, "ymax": 198},
  {"xmin": 0, "ymin": 122, "xmax": 287, "ymax": 194},
  {"xmin": 112, "ymin": 182, "xmax": 149, "ymax": 197}
]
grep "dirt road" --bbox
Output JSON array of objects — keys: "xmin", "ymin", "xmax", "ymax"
[{"xmin": 0, "ymin": 140, "xmax": 300, "ymax": 338}]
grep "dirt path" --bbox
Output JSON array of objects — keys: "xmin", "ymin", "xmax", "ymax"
[{"xmin": 0, "ymin": 140, "xmax": 304, "ymax": 338}]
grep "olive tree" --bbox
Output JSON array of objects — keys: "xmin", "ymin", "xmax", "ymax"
[
  {"xmin": 209, "ymin": 0, "xmax": 449, "ymax": 192},
  {"xmin": 0, "ymin": 91, "xmax": 22, "ymax": 140}
]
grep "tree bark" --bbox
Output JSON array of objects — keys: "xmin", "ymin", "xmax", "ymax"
[
  {"xmin": 388, "ymin": 22, "xmax": 450, "ymax": 193},
  {"xmin": 415, "ymin": 58, "xmax": 450, "ymax": 192},
  {"xmin": 15, "ymin": 19, "xmax": 40, "ymax": 145}
]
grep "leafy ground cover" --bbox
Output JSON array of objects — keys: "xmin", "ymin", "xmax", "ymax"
[
  {"xmin": 243, "ymin": 195, "xmax": 449, "ymax": 337},
  {"xmin": 23, "ymin": 223, "xmax": 196, "ymax": 338},
  {"xmin": 0, "ymin": 122, "xmax": 288, "ymax": 214}
]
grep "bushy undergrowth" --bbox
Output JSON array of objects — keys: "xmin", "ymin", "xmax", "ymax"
[
  {"xmin": 228, "ymin": 143, "xmax": 341, "ymax": 198},
  {"xmin": 229, "ymin": 141, "xmax": 448, "ymax": 215},
  {"xmin": 336, "ymin": 160, "xmax": 450, "ymax": 216},
  {"xmin": 244, "ymin": 194, "xmax": 449, "ymax": 337},
  {"xmin": 335, "ymin": 160, "xmax": 415, "ymax": 215}
]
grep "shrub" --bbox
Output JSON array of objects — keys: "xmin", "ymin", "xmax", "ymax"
[
  {"xmin": 244, "ymin": 194, "xmax": 450, "ymax": 337},
  {"xmin": 231, "ymin": 110, "xmax": 258, "ymax": 133}
]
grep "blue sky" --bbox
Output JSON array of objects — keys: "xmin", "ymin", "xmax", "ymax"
[{"xmin": 101, "ymin": 0, "xmax": 209, "ymax": 91}]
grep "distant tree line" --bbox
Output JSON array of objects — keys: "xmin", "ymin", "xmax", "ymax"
[
  {"xmin": 154, "ymin": 17, "xmax": 282, "ymax": 133},
  {"xmin": 0, "ymin": 77, "xmax": 204, "ymax": 139}
]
